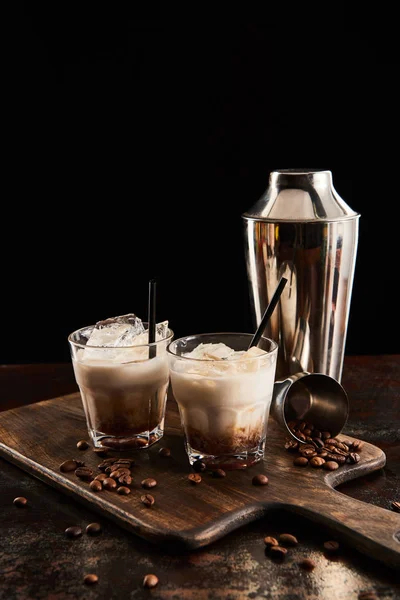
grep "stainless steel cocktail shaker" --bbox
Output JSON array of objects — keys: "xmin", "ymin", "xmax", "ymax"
[{"xmin": 243, "ymin": 169, "xmax": 359, "ymax": 382}]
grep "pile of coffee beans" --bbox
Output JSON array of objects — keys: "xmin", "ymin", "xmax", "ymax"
[
  {"xmin": 285, "ymin": 420, "xmax": 363, "ymax": 470},
  {"xmin": 264, "ymin": 532, "xmax": 341, "ymax": 568}
]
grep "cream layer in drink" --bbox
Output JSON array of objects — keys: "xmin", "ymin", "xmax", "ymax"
[{"xmin": 169, "ymin": 343, "xmax": 277, "ymax": 455}]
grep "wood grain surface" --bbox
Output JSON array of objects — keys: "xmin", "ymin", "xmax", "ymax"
[{"xmin": 0, "ymin": 392, "xmax": 399, "ymax": 569}]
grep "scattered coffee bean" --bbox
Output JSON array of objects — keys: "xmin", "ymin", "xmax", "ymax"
[
  {"xmin": 294, "ymin": 456, "xmax": 309, "ymax": 467},
  {"xmin": 299, "ymin": 558, "xmax": 316, "ymax": 571},
  {"xmin": 325, "ymin": 438, "xmax": 339, "ymax": 447},
  {"xmin": 317, "ymin": 449, "xmax": 328, "ymax": 457},
  {"xmin": 141, "ymin": 494, "xmax": 155, "ymax": 507},
  {"xmin": 95, "ymin": 473, "xmax": 107, "ymax": 482},
  {"xmin": 351, "ymin": 440, "xmax": 363, "ymax": 452},
  {"xmin": 188, "ymin": 473, "xmax": 202, "ymax": 484},
  {"xmin": 117, "ymin": 486, "xmax": 131, "ymax": 495},
  {"xmin": 285, "ymin": 440, "xmax": 299, "ymax": 452},
  {"xmin": 109, "ymin": 471, "xmax": 120, "ymax": 479},
  {"xmin": 303, "ymin": 428, "xmax": 312, "ymax": 436},
  {"xmin": 264, "ymin": 536, "xmax": 278, "ymax": 547},
  {"xmin": 115, "ymin": 459, "xmax": 133, "ymax": 466},
  {"xmin": 391, "ymin": 501, "xmax": 400, "ymax": 513},
  {"xmin": 118, "ymin": 474, "xmax": 132, "ymax": 486},
  {"xmin": 143, "ymin": 574, "xmax": 159, "ymax": 588},
  {"xmin": 212, "ymin": 469, "xmax": 226, "ymax": 478},
  {"xmin": 159, "ymin": 447, "xmax": 171, "ymax": 457},
  {"xmin": 141, "ymin": 478, "xmax": 157, "ymax": 489},
  {"xmin": 300, "ymin": 448, "xmax": 317, "ymax": 459},
  {"xmin": 103, "ymin": 478, "xmax": 117, "ymax": 491},
  {"xmin": 323, "ymin": 461, "xmax": 339, "ymax": 471},
  {"xmin": 323, "ymin": 540, "xmax": 340, "ymax": 553},
  {"xmin": 309, "ymin": 456, "xmax": 325, "ymax": 468},
  {"xmin": 279, "ymin": 533, "xmax": 298, "ymax": 546},
  {"xmin": 65, "ymin": 526, "xmax": 82, "ymax": 538},
  {"xmin": 13, "ymin": 496, "xmax": 27, "ymax": 507},
  {"xmin": 111, "ymin": 465, "xmax": 131, "ymax": 473},
  {"xmin": 193, "ymin": 460, "xmax": 206, "ymax": 472},
  {"xmin": 75, "ymin": 467, "xmax": 94, "ymax": 481},
  {"xmin": 296, "ymin": 432, "xmax": 306, "ymax": 442},
  {"xmin": 313, "ymin": 438, "xmax": 325, "ymax": 449},
  {"xmin": 333, "ymin": 454, "xmax": 347, "ymax": 465},
  {"xmin": 60, "ymin": 460, "xmax": 78, "ymax": 473},
  {"xmin": 252, "ymin": 474, "xmax": 269, "ymax": 486},
  {"xmin": 321, "ymin": 431, "xmax": 331, "ymax": 440},
  {"xmin": 92, "ymin": 447, "xmax": 109, "ymax": 457},
  {"xmin": 86, "ymin": 522, "xmax": 102, "ymax": 536},
  {"xmin": 270, "ymin": 545, "xmax": 288, "ymax": 559},
  {"xmin": 347, "ymin": 452, "xmax": 361, "ymax": 464},
  {"xmin": 77, "ymin": 440, "xmax": 89, "ymax": 450},
  {"xmin": 84, "ymin": 574, "xmax": 98, "ymax": 585},
  {"xmin": 89, "ymin": 480, "xmax": 103, "ymax": 492}
]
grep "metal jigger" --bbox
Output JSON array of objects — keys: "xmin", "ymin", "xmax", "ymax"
[{"xmin": 272, "ymin": 372, "xmax": 349, "ymax": 442}]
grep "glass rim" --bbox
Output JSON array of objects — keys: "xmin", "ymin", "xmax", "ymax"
[
  {"xmin": 167, "ymin": 332, "xmax": 278, "ymax": 363},
  {"xmin": 68, "ymin": 323, "xmax": 174, "ymax": 350}
]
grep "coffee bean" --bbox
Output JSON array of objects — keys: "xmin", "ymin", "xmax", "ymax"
[
  {"xmin": 118, "ymin": 474, "xmax": 132, "ymax": 486},
  {"xmin": 391, "ymin": 501, "xmax": 400, "ymax": 513},
  {"xmin": 299, "ymin": 558, "xmax": 316, "ymax": 570},
  {"xmin": 323, "ymin": 461, "xmax": 339, "ymax": 471},
  {"xmin": 98, "ymin": 460, "xmax": 115, "ymax": 471},
  {"xmin": 13, "ymin": 496, "xmax": 27, "ymax": 507},
  {"xmin": 75, "ymin": 467, "xmax": 94, "ymax": 480},
  {"xmin": 103, "ymin": 478, "xmax": 117, "ymax": 491},
  {"xmin": 336, "ymin": 442, "xmax": 348, "ymax": 451},
  {"xmin": 117, "ymin": 486, "xmax": 131, "ymax": 495},
  {"xmin": 305, "ymin": 436, "xmax": 314, "ymax": 444},
  {"xmin": 309, "ymin": 456, "xmax": 325, "ymax": 468},
  {"xmin": 252, "ymin": 474, "xmax": 269, "ymax": 486},
  {"xmin": 65, "ymin": 526, "xmax": 82, "ymax": 538},
  {"xmin": 313, "ymin": 438, "xmax": 325, "ymax": 449},
  {"xmin": 141, "ymin": 494, "xmax": 155, "ymax": 507},
  {"xmin": 212, "ymin": 469, "xmax": 226, "ymax": 478},
  {"xmin": 296, "ymin": 432, "xmax": 306, "ymax": 442},
  {"xmin": 317, "ymin": 450, "xmax": 328, "ymax": 458},
  {"xmin": 159, "ymin": 447, "xmax": 171, "ymax": 457},
  {"xmin": 305, "ymin": 422, "xmax": 314, "ymax": 431},
  {"xmin": 77, "ymin": 440, "xmax": 89, "ymax": 450},
  {"xmin": 312, "ymin": 429, "xmax": 322, "ymax": 439},
  {"xmin": 333, "ymin": 454, "xmax": 347, "ymax": 465},
  {"xmin": 188, "ymin": 473, "xmax": 202, "ymax": 484},
  {"xmin": 351, "ymin": 440, "xmax": 363, "ymax": 452},
  {"xmin": 303, "ymin": 428, "xmax": 312, "ymax": 436},
  {"xmin": 347, "ymin": 452, "xmax": 361, "ymax": 464},
  {"xmin": 300, "ymin": 448, "xmax": 317, "ymax": 459},
  {"xmin": 298, "ymin": 421, "xmax": 307, "ymax": 432},
  {"xmin": 143, "ymin": 574, "xmax": 159, "ymax": 588},
  {"xmin": 114, "ymin": 459, "xmax": 133, "ymax": 466},
  {"xmin": 279, "ymin": 533, "xmax": 298, "ymax": 546},
  {"xmin": 270, "ymin": 545, "xmax": 288, "ymax": 559},
  {"xmin": 193, "ymin": 460, "xmax": 206, "ymax": 472},
  {"xmin": 264, "ymin": 536, "xmax": 278, "ymax": 547},
  {"xmin": 92, "ymin": 447, "xmax": 109, "ymax": 457},
  {"xmin": 324, "ymin": 540, "xmax": 339, "ymax": 553},
  {"xmin": 285, "ymin": 440, "xmax": 299, "ymax": 452},
  {"xmin": 141, "ymin": 478, "xmax": 157, "ymax": 489},
  {"xmin": 293, "ymin": 456, "xmax": 308, "ymax": 467},
  {"xmin": 95, "ymin": 474, "xmax": 107, "ymax": 481},
  {"xmin": 105, "ymin": 466, "xmax": 113, "ymax": 474},
  {"xmin": 89, "ymin": 480, "xmax": 103, "ymax": 492},
  {"xmin": 321, "ymin": 431, "xmax": 332, "ymax": 440},
  {"xmin": 84, "ymin": 574, "xmax": 98, "ymax": 585},
  {"xmin": 287, "ymin": 420, "xmax": 298, "ymax": 430},
  {"xmin": 60, "ymin": 460, "xmax": 78, "ymax": 473},
  {"xmin": 86, "ymin": 522, "xmax": 102, "ymax": 536},
  {"xmin": 111, "ymin": 465, "xmax": 131, "ymax": 474}
]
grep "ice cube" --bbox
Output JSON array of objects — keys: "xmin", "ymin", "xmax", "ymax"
[
  {"xmin": 183, "ymin": 343, "xmax": 235, "ymax": 361},
  {"xmin": 127, "ymin": 320, "xmax": 170, "ymax": 346},
  {"xmin": 87, "ymin": 313, "xmax": 145, "ymax": 347}
]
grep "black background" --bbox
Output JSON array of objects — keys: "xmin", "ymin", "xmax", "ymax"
[{"xmin": 3, "ymin": 7, "xmax": 399, "ymax": 363}]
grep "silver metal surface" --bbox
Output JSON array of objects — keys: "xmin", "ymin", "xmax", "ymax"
[
  {"xmin": 243, "ymin": 169, "xmax": 359, "ymax": 382},
  {"xmin": 272, "ymin": 372, "xmax": 349, "ymax": 441}
]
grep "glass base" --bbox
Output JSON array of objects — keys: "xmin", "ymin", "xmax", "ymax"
[
  {"xmin": 185, "ymin": 437, "xmax": 266, "ymax": 470},
  {"xmin": 89, "ymin": 422, "xmax": 164, "ymax": 451}
]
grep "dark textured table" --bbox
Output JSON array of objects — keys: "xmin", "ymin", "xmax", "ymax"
[{"xmin": 0, "ymin": 356, "xmax": 399, "ymax": 600}]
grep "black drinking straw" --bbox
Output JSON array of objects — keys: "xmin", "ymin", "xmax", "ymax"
[
  {"xmin": 248, "ymin": 276, "xmax": 288, "ymax": 349},
  {"xmin": 148, "ymin": 279, "xmax": 157, "ymax": 358}
]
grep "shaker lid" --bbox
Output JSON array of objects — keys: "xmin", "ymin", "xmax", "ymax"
[{"xmin": 242, "ymin": 169, "xmax": 359, "ymax": 222}]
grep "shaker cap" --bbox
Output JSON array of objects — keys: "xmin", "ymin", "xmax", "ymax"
[{"xmin": 242, "ymin": 168, "xmax": 359, "ymax": 222}]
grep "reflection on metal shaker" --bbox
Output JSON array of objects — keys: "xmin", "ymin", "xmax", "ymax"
[{"xmin": 242, "ymin": 169, "xmax": 359, "ymax": 382}]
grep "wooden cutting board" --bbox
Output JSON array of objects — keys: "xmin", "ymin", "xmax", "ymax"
[{"xmin": 0, "ymin": 393, "xmax": 399, "ymax": 569}]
